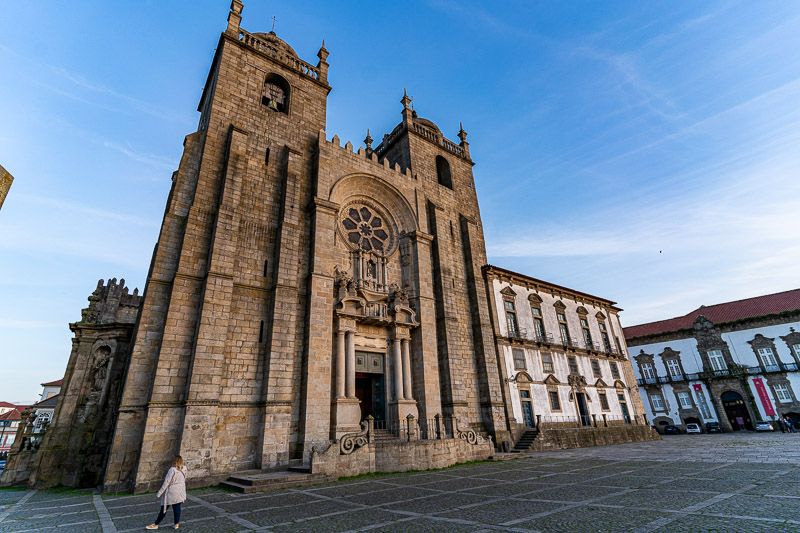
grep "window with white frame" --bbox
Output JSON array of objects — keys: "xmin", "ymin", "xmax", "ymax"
[
  {"xmin": 580, "ymin": 317, "xmax": 593, "ymax": 347},
  {"xmin": 530, "ymin": 306, "xmax": 545, "ymax": 340},
  {"xmin": 599, "ymin": 392, "xmax": 610, "ymax": 410},
  {"xmin": 591, "ymin": 359, "xmax": 602, "ymax": 378},
  {"xmin": 599, "ymin": 321, "xmax": 612, "ymax": 352},
  {"xmin": 610, "ymin": 362, "xmax": 620, "ymax": 380},
  {"xmin": 541, "ymin": 352, "xmax": 554, "ymax": 374},
  {"xmin": 504, "ymin": 300, "xmax": 519, "ymax": 337},
  {"xmin": 707, "ymin": 349, "xmax": 727, "ymax": 371},
  {"xmin": 557, "ymin": 312, "xmax": 571, "ymax": 345},
  {"xmin": 548, "ymin": 389, "xmax": 561, "ymax": 411},
  {"xmin": 793, "ymin": 344, "xmax": 800, "ymax": 359},
  {"xmin": 758, "ymin": 347, "xmax": 778, "ymax": 368},
  {"xmin": 774, "ymin": 383, "xmax": 792, "ymax": 402},
  {"xmin": 641, "ymin": 362, "xmax": 656, "ymax": 380},
  {"xmin": 650, "ymin": 393, "xmax": 665, "ymax": 410},
  {"xmin": 666, "ymin": 359, "xmax": 682, "ymax": 378},
  {"xmin": 513, "ymin": 348, "xmax": 526, "ymax": 370},
  {"xmin": 677, "ymin": 391, "xmax": 692, "ymax": 409}
]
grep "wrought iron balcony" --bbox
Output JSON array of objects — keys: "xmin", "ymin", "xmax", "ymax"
[{"xmin": 506, "ymin": 328, "xmax": 528, "ymax": 341}]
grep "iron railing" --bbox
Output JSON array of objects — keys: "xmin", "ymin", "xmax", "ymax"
[{"xmin": 637, "ymin": 361, "xmax": 800, "ymax": 386}]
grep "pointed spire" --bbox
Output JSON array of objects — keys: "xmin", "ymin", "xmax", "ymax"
[
  {"xmin": 401, "ymin": 88, "xmax": 412, "ymax": 110},
  {"xmin": 316, "ymin": 39, "xmax": 329, "ymax": 84},
  {"xmin": 226, "ymin": 0, "xmax": 244, "ymax": 35},
  {"xmin": 458, "ymin": 122, "xmax": 468, "ymax": 143},
  {"xmin": 317, "ymin": 39, "xmax": 329, "ymax": 61},
  {"xmin": 364, "ymin": 129, "xmax": 373, "ymax": 156}
]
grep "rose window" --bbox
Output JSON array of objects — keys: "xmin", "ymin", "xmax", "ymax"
[{"xmin": 341, "ymin": 206, "xmax": 390, "ymax": 253}]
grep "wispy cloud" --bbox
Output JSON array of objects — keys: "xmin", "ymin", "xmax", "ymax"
[
  {"xmin": 13, "ymin": 194, "xmax": 160, "ymax": 228},
  {"xmin": 0, "ymin": 43, "xmax": 191, "ymax": 124},
  {"xmin": 99, "ymin": 140, "xmax": 176, "ymax": 170},
  {"xmin": 0, "ymin": 319, "xmax": 64, "ymax": 329}
]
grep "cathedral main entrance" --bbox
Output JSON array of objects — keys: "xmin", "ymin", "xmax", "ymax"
[{"xmin": 355, "ymin": 351, "xmax": 386, "ymax": 422}]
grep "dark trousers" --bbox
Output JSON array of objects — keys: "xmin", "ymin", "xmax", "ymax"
[{"xmin": 154, "ymin": 502, "xmax": 182, "ymax": 525}]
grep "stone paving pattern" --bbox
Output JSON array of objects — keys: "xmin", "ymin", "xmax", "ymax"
[{"xmin": 2, "ymin": 433, "xmax": 800, "ymax": 532}]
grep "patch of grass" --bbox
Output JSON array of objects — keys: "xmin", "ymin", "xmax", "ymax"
[
  {"xmin": 102, "ymin": 491, "xmax": 136, "ymax": 498},
  {"xmin": 0, "ymin": 485, "xmax": 27, "ymax": 492},
  {"xmin": 37, "ymin": 485, "xmax": 95, "ymax": 496}
]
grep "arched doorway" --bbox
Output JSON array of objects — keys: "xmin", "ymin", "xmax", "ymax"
[
  {"xmin": 721, "ymin": 391, "xmax": 752, "ymax": 431},
  {"xmin": 652, "ymin": 416, "xmax": 674, "ymax": 434},
  {"xmin": 684, "ymin": 416, "xmax": 702, "ymax": 428}
]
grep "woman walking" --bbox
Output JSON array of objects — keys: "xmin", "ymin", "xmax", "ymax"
[{"xmin": 146, "ymin": 455, "xmax": 187, "ymax": 530}]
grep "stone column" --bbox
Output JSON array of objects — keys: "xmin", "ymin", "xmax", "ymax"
[
  {"xmin": 402, "ymin": 339, "xmax": 413, "ymax": 400},
  {"xmin": 336, "ymin": 330, "xmax": 346, "ymax": 398},
  {"xmin": 346, "ymin": 331, "xmax": 355, "ymax": 399},
  {"xmin": 393, "ymin": 338, "xmax": 403, "ymax": 401}
]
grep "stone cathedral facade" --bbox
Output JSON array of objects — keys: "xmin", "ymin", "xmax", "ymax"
[
  {"xmin": 106, "ymin": 2, "xmax": 505, "ymax": 491},
  {"xmin": 3, "ymin": 2, "xmax": 654, "ymax": 493}
]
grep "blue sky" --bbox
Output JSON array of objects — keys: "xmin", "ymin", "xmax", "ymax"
[{"xmin": 2, "ymin": 1, "xmax": 799, "ymax": 401}]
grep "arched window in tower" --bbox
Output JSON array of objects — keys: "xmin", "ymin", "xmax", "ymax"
[
  {"xmin": 262, "ymin": 73, "xmax": 290, "ymax": 113},
  {"xmin": 435, "ymin": 155, "xmax": 452, "ymax": 189}
]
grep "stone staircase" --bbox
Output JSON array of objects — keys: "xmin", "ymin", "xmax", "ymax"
[
  {"xmin": 220, "ymin": 465, "xmax": 331, "ymax": 493},
  {"xmin": 511, "ymin": 428, "xmax": 540, "ymax": 453},
  {"xmin": 373, "ymin": 428, "xmax": 403, "ymax": 444}
]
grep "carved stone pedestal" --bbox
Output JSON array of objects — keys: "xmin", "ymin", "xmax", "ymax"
[{"xmin": 332, "ymin": 398, "xmax": 361, "ymax": 439}]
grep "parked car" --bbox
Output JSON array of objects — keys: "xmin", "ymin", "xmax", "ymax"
[
  {"xmin": 0, "ymin": 459, "xmax": 6, "ymax": 471},
  {"xmin": 662, "ymin": 425, "xmax": 681, "ymax": 435},
  {"xmin": 685, "ymin": 423, "xmax": 702, "ymax": 434},
  {"xmin": 705, "ymin": 422, "xmax": 722, "ymax": 433},
  {"xmin": 755, "ymin": 421, "xmax": 774, "ymax": 432}
]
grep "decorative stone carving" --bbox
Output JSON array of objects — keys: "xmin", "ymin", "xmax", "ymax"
[
  {"xmin": 339, "ymin": 416, "xmax": 373, "ymax": 455},
  {"xmin": 453, "ymin": 418, "xmax": 480, "ymax": 445},
  {"xmin": 568, "ymin": 374, "xmax": 588, "ymax": 391},
  {"xmin": 78, "ymin": 346, "xmax": 112, "ymax": 423},
  {"xmin": 338, "ymin": 199, "xmax": 398, "ymax": 257}
]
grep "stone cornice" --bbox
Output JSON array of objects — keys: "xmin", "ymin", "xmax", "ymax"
[{"xmin": 483, "ymin": 264, "xmax": 620, "ymax": 311}]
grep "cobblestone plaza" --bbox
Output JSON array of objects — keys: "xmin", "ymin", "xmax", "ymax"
[{"xmin": 2, "ymin": 433, "xmax": 799, "ymax": 532}]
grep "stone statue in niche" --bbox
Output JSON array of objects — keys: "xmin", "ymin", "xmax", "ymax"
[{"xmin": 78, "ymin": 347, "xmax": 112, "ymax": 423}]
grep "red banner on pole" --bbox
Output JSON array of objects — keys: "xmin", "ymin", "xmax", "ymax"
[
  {"xmin": 692, "ymin": 383, "xmax": 702, "ymax": 392},
  {"xmin": 753, "ymin": 378, "xmax": 775, "ymax": 417}
]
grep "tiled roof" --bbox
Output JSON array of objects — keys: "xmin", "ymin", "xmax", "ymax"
[
  {"xmin": 40, "ymin": 379, "xmax": 63, "ymax": 387},
  {"xmin": 624, "ymin": 288, "xmax": 800, "ymax": 340},
  {"xmin": 32, "ymin": 394, "xmax": 59, "ymax": 409},
  {"xmin": 0, "ymin": 408, "xmax": 21, "ymax": 421},
  {"xmin": 0, "ymin": 401, "xmax": 17, "ymax": 408}
]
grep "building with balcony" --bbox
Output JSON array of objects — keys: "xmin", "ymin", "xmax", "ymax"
[
  {"xmin": 625, "ymin": 289, "xmax": 800, "ymax": 433},
  {"xmin": 0, "ymin": 403, "xmax": 23, "ymax": 456},
  {"xmin": 485, "ymin": 266, "xmax": 646, "ymax": 434}
]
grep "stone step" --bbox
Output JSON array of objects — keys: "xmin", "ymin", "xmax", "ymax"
[
  {"xmin": 221, "ymin": 469, "xmax": 330, "ymax": 493},
  {"xmin": 513, "ymin": 430, "xmax": 541, "ymax": 451}
]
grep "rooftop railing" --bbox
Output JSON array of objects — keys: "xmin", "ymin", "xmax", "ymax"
[{"xmin": 237, "ymin": 29, "xmax": 321, "ymax": 81}]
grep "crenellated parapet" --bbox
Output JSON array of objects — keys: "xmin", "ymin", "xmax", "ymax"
[
  {"xmin": 77, "ymin": 278, "xmax": 142, "ymax": 326},
  {"xmin": 319, "ymin": 129, "xmax": 414, "ymax": 178}
]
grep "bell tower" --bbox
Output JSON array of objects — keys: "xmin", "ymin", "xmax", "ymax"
[
  {"xmin": 374, "ymin": 93, "xmax": 509, "ymax": 444},
  {"xmin": 103, "ymin": 0, "xmax": 332, "ymax": 491}
]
